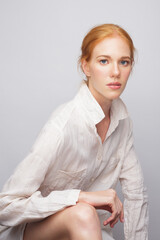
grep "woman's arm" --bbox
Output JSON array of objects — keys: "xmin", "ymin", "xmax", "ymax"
[
  {"xmin": 119, "ymin": 119, "xmax": 149, "ymax": 239},
  {"xmin": 0, "ymin": 121, "xmax": 80, "ymax": 227}
]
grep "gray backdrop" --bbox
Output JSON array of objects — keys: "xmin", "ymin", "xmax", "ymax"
[{"xmin": 0, "ymin": 0, "xmax": 159, "ymax": 239}]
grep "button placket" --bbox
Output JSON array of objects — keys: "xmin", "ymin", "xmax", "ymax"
[
  {"xmin": 91, "ymin": 177, "xmax": 95, "ymax": 182},
  {"xmin": 96, "ymin": 144, "xmax": 103, "ymax": 162}
]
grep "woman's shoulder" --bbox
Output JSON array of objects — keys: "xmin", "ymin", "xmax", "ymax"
[{"xmin": 47, "ymin": 99, "xmax": 77, "ymax": 130}]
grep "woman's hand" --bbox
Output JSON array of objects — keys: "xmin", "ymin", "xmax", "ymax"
[{"xmin": 78, "ymin": 189, "xmax": 124, "ymax": 228}]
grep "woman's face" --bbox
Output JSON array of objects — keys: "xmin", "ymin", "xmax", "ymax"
[{"xmin": 82, "ymin": 36, "xmax": 132, "ymax": 105}]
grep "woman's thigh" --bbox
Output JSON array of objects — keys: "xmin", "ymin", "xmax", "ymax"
[
  {"xmin": 23, "ymin": 202, "xmax": 101, "ymax": 240},
  {"xmin": 23, "ymin": 208, "xmax": 70, "ymax": 240}
]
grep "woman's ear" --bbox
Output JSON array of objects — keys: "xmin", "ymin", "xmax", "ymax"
[{"xmin": 81, "ymin": 59, "xmax": 91, "ymax": 77}]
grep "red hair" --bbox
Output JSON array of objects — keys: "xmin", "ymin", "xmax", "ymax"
[{"xmin": 79, "ymin": 24, "xmax": 135, "ymax": 70}]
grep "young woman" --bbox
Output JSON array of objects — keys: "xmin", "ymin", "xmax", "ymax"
[{"xmin": 0, "ymin": 24, "xmax": 148, "ymax": 240}]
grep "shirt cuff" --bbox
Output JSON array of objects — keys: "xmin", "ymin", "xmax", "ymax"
[{"xmin": 49, "ymin": 189, "xmax": 81, "ymax": 206}]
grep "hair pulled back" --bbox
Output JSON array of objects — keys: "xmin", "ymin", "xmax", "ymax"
[{"xmin": 79, "ymin": 24, "xmax": 135, "ymax": 70}]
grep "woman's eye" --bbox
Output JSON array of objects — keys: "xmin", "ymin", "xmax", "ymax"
[
  {"xmin": 120, "ymin": 60, "xmax": 130, "ymax": 66},
  {"xmin": 100, "ymin": 59, "xmax": 108, "ymax": 64}
]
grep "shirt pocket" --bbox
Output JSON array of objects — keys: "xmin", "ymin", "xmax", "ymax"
[{"xmin": 50, "ymin": 168, "xmax": 87, "ymax": 190}]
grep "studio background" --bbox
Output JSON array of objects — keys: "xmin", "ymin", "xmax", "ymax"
[{"xmin": 0, "ymin": 0, "xmax": 159, "ymax": 239}]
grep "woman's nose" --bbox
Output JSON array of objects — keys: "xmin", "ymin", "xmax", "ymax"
[{"xmin": 110, "ymin": 63, "xmax": 120, "ymax": 78}]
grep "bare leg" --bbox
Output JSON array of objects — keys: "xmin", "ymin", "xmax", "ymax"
[{"xmin": 23, "ymin": 202, "xmax": 102, "ymax": 240}]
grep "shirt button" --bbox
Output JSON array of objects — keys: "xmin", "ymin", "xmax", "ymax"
[{"xmin": 97, "ymin": 155, "xmax": 102, "ymax": 160}]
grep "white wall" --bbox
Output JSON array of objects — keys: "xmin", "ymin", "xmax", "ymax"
[{"xmin": 0, "ymin": 0, "xmax": 159, "ymax": 239}]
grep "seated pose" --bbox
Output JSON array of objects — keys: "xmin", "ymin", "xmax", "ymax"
[{"xmin": 0, "ymin": 24, "xmax": 148, "ymax": 240}]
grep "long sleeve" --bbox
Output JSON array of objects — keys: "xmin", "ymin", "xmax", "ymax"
[
  {"xmin": 0, "ymin": 120, "xmax": 80, "ymax": 227},
  {"xmin": 119, "ymin": 120, "xmax": 149, "ymax": 240}
]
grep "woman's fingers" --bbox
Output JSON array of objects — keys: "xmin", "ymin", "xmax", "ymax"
[
  {"xmin": 110, "ymin": 208, "xmax": 124, "ymax": 228},
  {"xmin": 103, "ymin": 210, "xmax": 119, "ymax": 226},
  {"xmin": 103, "ymin": 210, "xmax": 123, "ymax": 227},
  {"xmin": 103, "ymin": 196, "xmax": 124, "ymax": 227},
  {"xmin": 120, "ymin": 205, "xmax": 124, "ymax": 223},
  {"xmin": 110, "ymin": 217, "xmax": 119, "ymax": 228},
  {"xmin": 103, "ymin": 214, "xmax": 115, "ymax": 226}
]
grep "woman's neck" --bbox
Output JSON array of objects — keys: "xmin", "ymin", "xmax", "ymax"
[{"xmin": 100, "ymin": 100, "xmax": 111, "ymax": 118}]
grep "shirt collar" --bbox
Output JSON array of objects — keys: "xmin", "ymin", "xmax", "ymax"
[
  {"xmin": 111, "ymin": 97, "xmax": 129, "ymax": 122},
  {"xmin": 76, "ymin": 81, "xmax": 105, "ymax": 125},
  {"xmin": 76, "ymin": 80, "xmax": 129, "ymax": 126}
]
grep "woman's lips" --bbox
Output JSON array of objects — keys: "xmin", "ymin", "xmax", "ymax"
[{"xmin": 106, "ymin": 82, "xmax": 121, "ymax": 89}]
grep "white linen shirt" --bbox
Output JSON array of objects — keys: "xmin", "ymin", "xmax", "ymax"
[{"xmin": 0, "ymin": 81, "xmax": 148, "ymax": 240}]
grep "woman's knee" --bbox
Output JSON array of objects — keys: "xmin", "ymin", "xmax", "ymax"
[
  {"xmin": 65, "ymin": 203, "xmax": 102, "ymax": 239},
  {"xmin": 67, "ymin": 202, "xmax": 100, "ymax": 229}
]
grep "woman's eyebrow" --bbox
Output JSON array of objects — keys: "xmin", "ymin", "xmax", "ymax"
[
  {"xmin": 96, "ymin": 55, "xmax": 111, "ymax": 59},
  {"xmin": 120, "ymin": 56, "xmax": 132, "ymax": 60},
  {"xmin": 96, "ymin": 55, "xmax": 131, "ymax": 60}
]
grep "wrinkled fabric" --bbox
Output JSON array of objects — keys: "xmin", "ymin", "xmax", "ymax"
[{"xmin": 0, "ymin": 81, "xmax": 148, "ymax": 239}]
